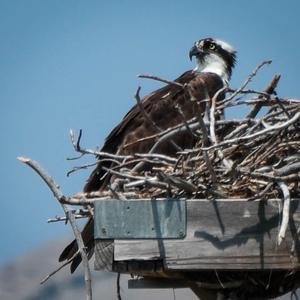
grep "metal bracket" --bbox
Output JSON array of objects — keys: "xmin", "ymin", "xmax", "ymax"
[{"xmin": 94, "ymin": 198, "xmax": 186, "ymax": 239}]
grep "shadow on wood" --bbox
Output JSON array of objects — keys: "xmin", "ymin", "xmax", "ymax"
[{"xmin": 94, "ymin": 198, "xmax": 300, "ymax": 299}]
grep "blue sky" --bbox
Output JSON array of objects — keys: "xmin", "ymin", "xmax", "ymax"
[{"xmin": 1, "ymin": 0, "xmax": 300, "ymax": 264}]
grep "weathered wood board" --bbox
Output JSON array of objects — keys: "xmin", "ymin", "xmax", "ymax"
[{"xmin": 94, "ymin": 199, "xmax": 300, "ymax": 270}]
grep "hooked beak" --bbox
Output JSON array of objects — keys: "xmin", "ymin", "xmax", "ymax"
[{"xmin": 189, "ymin": 45, "xmax": 201, "ymax": 61}]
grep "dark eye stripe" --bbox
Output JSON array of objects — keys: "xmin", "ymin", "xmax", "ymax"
[{"xmin": 209, "ymin": 43, "xmax": 216, "ymax": 50}]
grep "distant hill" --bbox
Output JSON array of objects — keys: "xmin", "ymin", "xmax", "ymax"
[
  {"xmin": 0, "ymin": 238, "xmax": 198, "ymax": 300},
  {"xmin": 0, "ymin": 237, "xmax": 297, "ymax": 300}
]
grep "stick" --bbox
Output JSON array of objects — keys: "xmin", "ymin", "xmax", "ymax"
[
  {"xmin": 117, "ymin": 273, "xmax": 122, "ymax": 300},
  {"xmin": 246, "ymin": 74, "xmax": 281, "ymax": 119},
  {"xmin": 175, "ymin": 104, "xmax": 198, "ymax": 138},
  {"xmin": 277, "ymin": 181, "xmax": 291, "ymax": 245},
  {"xmin": 69, "ymin": 129, "xmax": 132, "ymax": 161},
  {"xmin": 40, "ymin": 259, "xmax": 74, "ymax": 284},
  {"xmin": 209, "ymin": 86, "xmax": 232, "ymax": 170},
  {"xmin": 223, "ymin": 60, "xmax": 272, "ymax": 104},
  {"xmin": 123, "ymin": 119, "xmax": 252, "ymax": 150},
  {"xmin": 204, "ymin": 112, "xmax": 300, "ymax": 150},
  {"xmin": 134, "ymin": 86, "xmax": 182, "ymax": 152},
  {"xmin": 138, "ymin": 74, "xmax": 184, "ymax": 88},
  {"xmin": 194, "ymin": 103, "xmax": 217, "ymax": 183},
  {"xmin": 47, "ymin": 210, "xmax": 90, "ymax": 223},
  {"xmin": 17, "ymin": 156, "xmax": 93, "ymax": 300}
]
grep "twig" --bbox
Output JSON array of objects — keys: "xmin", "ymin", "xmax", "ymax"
[
  {"xmin": 136, "ymin": 153, "xmax": 177, "ymax": 164},
  {"xmin": 124, "ymin": 177, "xmax": 169, "ymax": 190},
  {"xmin": 40, "ymin": 259, "xmax": 74, "ymax": 284},
  {"xmin": 117, "ymin": 273, "xmax": 122, "ymax": 300},
  {"xmin": 135, "ymin": 86, "xmax": 161, "ymax": 133},
  {"xmin": 138, "ymin": 74, "xmax": 184, "ymax": 88},
  {"xmin": 209, "ymin": 87, "xmax": 223, "ymax": 144},
  {"xmin": 277, "ymin": 181, "xmax": 291, "ymax": 245},
  {"xmin": 209, "ymin": 86, "xmax": 232, "ymax": 170},
  {"xmin": 17, "ymin": 156, "xmax": 93, "ymax": 300},
  {"xmin": 123, "ymin": 118, "xmax": 253, "ymax": 150},
  {"xmin": 134, "ymin": 86, "xmax": 182, "ymax": 152},
  {"xmin": 227, "ymin": 88, "xmax": 270, "ymax": 97},
  {"xmin": 47, "ymin": 209, "xmax": 90, "ymax": 223},
  {"xmin": 247, "ymin": 183, "xmax": 273, "ymax": 201},
  {"xmin": 246, "ymin": 74, "xmax": 281, "ymax": 119},
  {"xmin": 67, "ymin": 161, "xmax": 99, "ymax": 176},
  {"xmin": 47, "ymin": 215, "xmax": 88, "ymax": 223},
  {"xmin": 204, "ymin": 112, "xmax": 300, "ymax": 150},
  {"xmin": 157, "ymin": 171, "xmax": 197, "ymax": 193},
  {"xmin": 175, "ymin": 104, "xmax": 198, "ymax": 138},
  {"xmin": 291, "ymin": 290, "xmax": 299, "ymax": 300},
  {"xmin": 69, "ymin": 129, "xmax": 132, "ymax": 161},
  {"xmin": 194, "ymin": 101, "xmax": 217, "ymax": 183},
  {"xmin": 223, "ymin": 60, "xmax": 272, "ymax": 103},
  {"xmin": 102, "ymin": 165, "xmax": 145, "ymax": 181},
  {"xmin": 275, "ymin": 162, "xmax": 300, "ymax": 176},
  {"xmin": 214, "ymin": 270, "xmax": 225, "ymax": 289},
  {"xmin": 239, "ymin": 169, "xmax": 299, "ymax": 183}
]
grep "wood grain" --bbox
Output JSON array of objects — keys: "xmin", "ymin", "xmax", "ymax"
[{"xmin": 108, "ymin": 199, "xmax": 300, "ymax": 270}]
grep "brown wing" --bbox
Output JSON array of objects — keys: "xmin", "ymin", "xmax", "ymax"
[
  {"xmin": 60, "ymin": 70, "xmax": 225, "ymax": 273},
  {"xmin": 84, "ymin": 70, "xmax": 224, "ymax": 192}
]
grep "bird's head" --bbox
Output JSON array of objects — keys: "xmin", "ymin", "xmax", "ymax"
[{"xmin": 189, "ymin": 38, "xmax": 236, "ymax": 82}]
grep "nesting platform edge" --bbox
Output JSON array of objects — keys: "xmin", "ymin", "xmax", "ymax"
[{"xmin": 94, "ymin": 198, "xmax": 300, "ymax": 272}]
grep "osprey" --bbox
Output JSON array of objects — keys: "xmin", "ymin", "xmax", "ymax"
[{"xmin": 59, "ymin": 37, "xmax": 236, "ymax": 272}]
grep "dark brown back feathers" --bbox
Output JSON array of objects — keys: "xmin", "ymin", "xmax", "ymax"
[{"xmin": 84, "ymin": 70, "xmax": 224, "ymax": 192}]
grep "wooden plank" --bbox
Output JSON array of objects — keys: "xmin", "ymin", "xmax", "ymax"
[{"xmin": 113, "ymin": 199, "xmax": 300, "ymax": 270}]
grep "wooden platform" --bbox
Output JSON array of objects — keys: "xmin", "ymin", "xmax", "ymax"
[
  {"xmin": 93, "ymin": 198, "xmax": 300, "ymax": 299},
  {"xmin": 94, "ymin": 198, "xmax": 300, "ymax": 271}
]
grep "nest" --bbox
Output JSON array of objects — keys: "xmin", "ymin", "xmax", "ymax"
[
  {"xmin": 18, "ymin": 62, "xmax": 300, "ymax": 299},
  {"xmin": 122, "ymin": 98, "xmax": 300, "ymax": 201},
  {"xmin": 73, "ymin": 75, "xmax": 300, "ymax": 203},
  {"xmin": 68, "ymin": 70, "xmax": 300, "ymax": 299}
]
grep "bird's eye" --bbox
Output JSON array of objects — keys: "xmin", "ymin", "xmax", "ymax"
[{"xmin": 209, "ymin": 43, "xmax": 216, "ymax": 50}]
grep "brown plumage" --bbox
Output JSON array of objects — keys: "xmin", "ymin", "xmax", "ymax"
[
  {"xmin": 59, "ymin": 37, "xmax": 236, "ymax": 273},
  {"xmin": 85, "ymin": 71, "xmax": 224, "ymax": 192}
]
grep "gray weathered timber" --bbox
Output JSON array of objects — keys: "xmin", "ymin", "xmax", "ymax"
[
  {"xmin": 94, "ymin": 198, "xmax": 186, "ymax": 239},
  {"xmin": 108, "ymin": 199, "xmax": 300, "ymax": 270}
]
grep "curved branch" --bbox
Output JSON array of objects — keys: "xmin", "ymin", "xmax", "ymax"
[{"xmin": 17, "ymin": 156, "xmax": 92, "ymax": 300}]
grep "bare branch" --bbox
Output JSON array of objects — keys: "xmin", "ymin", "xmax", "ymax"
[
  {"xmin": 175, "ymin": 104, "xmax": 198, "ymax": 138},
  {"xmin": 277, "ymin": 181, "xmax": 291, "ymax": 245},
  {"xmin": 204, "ymin": 112, "xmax": 300, "ymax": 150},
  {"xmin": 117, "ymin": 273, "xmax": 122, "ymax": 300},
  {"xmin": 138, "ymin": 74, "xmax": 184, "ymax": 88},
  {"xmin": 246, "ymin": 74, "xmax": 281, "ymax": 119},
  {"xmin": 209, "ymin": 86, "xmax": 232, "ymax": 170},
  {"xmin": 17, "ymin": 157, "xmax": 93, "ymax": 300},
  {"xmin": 194, "ymin": 101, "xmax": 217, "ymax": 183},
  {"xmin": 40, "ymin": 259, "xmax": 74, "ymax": 284},
  {"xmin": 223, "ymin": 60, "xmax": 272, "ymax": 104},
  {"xmin": 69, "ymin": 129, "xmax": 132, "ymax": 161},
  {"xmin": 47, "ymin": 209, "xmax": 90, "ymax": 223},
  {"xmin": 134, "ymin": 86, "xmax": 182, "ymax": 152}
]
